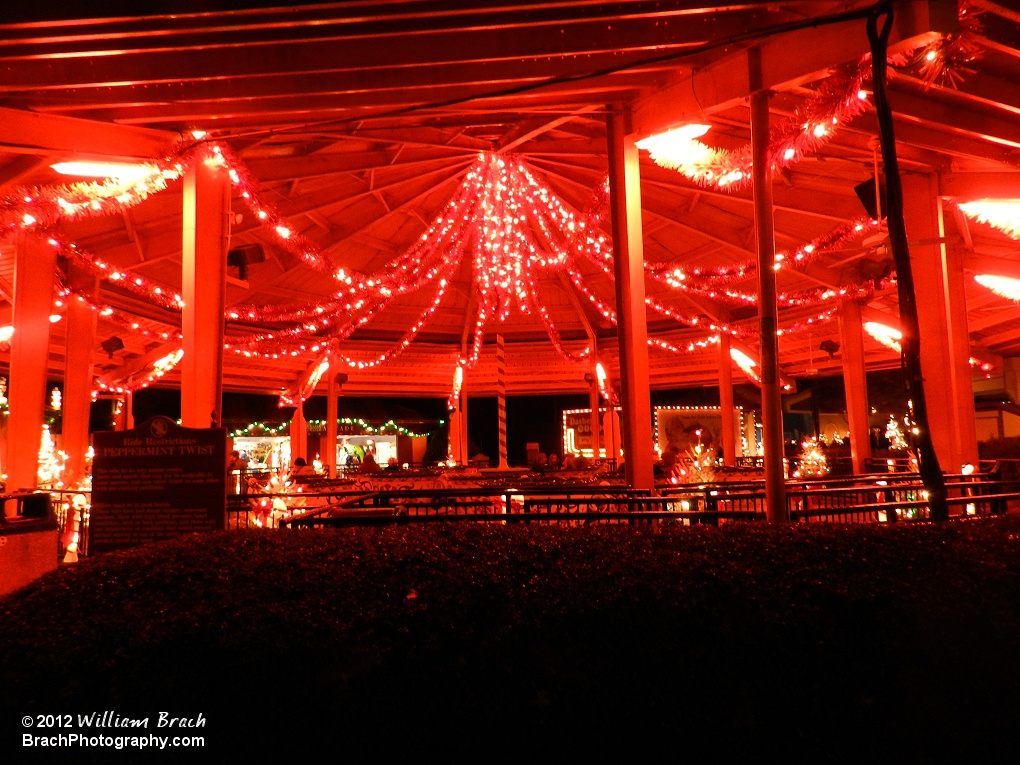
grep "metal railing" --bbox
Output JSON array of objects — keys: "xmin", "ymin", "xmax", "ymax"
[{"xmin": 53, "ymin": 467, "xmax": 1020, "ymax": 556}]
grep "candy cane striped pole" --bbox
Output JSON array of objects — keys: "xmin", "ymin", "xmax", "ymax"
[{"xmin": 496, "ymin": 333, "xmax": 508, "ymax": 469}]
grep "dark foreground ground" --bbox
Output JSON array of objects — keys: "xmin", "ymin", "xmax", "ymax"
[{"xmin": 3, "ymin": 517, "xmax": 1020, "ymax": 762}]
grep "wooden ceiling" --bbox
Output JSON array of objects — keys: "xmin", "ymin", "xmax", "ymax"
[{"xmin": 0, "ymin": 0, "xmax": 1018, "ymax": 401}]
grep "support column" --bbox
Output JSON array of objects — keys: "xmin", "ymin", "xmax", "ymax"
[
  {"xmin": 903, "ymin": 173, "xmax": 978, "ymax": 470},
  {"xmin": 718, "ymin": 335, "xmax": 736, "ymax": 467},
  {"xmin": 448, "ymin": 388, "xmax": 469, "ymax": 465},
  {"xmin": 448, "ymin": 408, "xmax": 462, "ymax": 464},
  {"xmin": 749, "ymin": 48, "xmax": 787, "ymax": 523},
  {"xmin": 606, "ymin": 108, "xmax": 654, "ymax": 492},
  {"xmin": 325, "ymin": 371, "xmax": 339, "ymax": 477},
  {"xmin": 589, "ymin": 367, "xmax": 601, "ymax": 461},
  {"xmin": 290, "ymin": 405, "xmax": 307, "ymax": 464},
  {"xmin": 460, "ymin": 393, "xmax": 469, "ymax": 463},
  {"xmin": 6, "ymin": 234, "xmax": 58, "ymax": 501},
  {"xmin": 447, "ymin": 363, "xmax": 464, "ymax": 465},
  {"xmin": 839, "ymin": 301, "xmax": 872, "ymax": 474},
  {"xmin": 181, "ymin": 160, "xmax": 229, "ymax": 429},
  {"xmin": 61, "ymin": 265, "xmax": 98, "ymax": 484},
  {"xmin": 125, "ymin": 390, "xmax": 134, "ymax": 430},
  {"xmin": 495, "ymin": 333, "xmax": 509, "ymax": 469},
  {"xmin": 112, "ymin": 397, "xmax": 129, "ymax": 430}
]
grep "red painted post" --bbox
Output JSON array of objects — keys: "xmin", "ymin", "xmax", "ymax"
[
  {"xmin": 606, "ymin": 108, "xmax": 655, "ymax": 492},
  {"xmin": 181, "ymin": 160, "xmax": 229, "ymax": 429},
  {"xmin": 6, "ymin": 233, "xmax": 57, "ymax": 499},
  {"xmin": 749, "ymin": 49, "xmax": 788, "ymax": 523}
]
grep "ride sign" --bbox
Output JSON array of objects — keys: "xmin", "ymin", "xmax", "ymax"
[{"xmin": 89, "ymin": 416, "xmax": 227, "ymax": 554}]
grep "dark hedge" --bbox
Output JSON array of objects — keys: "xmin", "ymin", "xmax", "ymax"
[{"xmin": 4, "ymin": 518, "xmax": 1020, "ymax": 762}]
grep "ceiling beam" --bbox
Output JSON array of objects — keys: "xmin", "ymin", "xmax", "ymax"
[
  {"xmin": 940, "ymin": 172, "xmax": 1020, "ymax": 199},
  {"xmin": 849, "ymin": 110, "xmax": 1020, "ymax": 167},
  {"xmin": 496, "ymin": 106, "xmax": 602, "ymax": 152},
  {"xmin": 0, "ymin": 155, "xmax": 46, "ymax": 187},
  {"xmin": 18, "ymin": 64, "xmax": 659, "ymax": 116},
  {"xmin": 0, "ymin": 106, "xmax": 177, "ymax": 160},
  {"xmin": 966, "ymin": 255, "xmax": 1020, "ymax": 281},
  {"xmin": 97, "ymin": 341, "xmax": 180, "ymax": 388},
  {"xmin": 0, "ymin": 11, "xmax": 770, "ymax": 91},
  {"xmin": 885, "ymin": 83, "xmax": 1020, "ymax": 149}
]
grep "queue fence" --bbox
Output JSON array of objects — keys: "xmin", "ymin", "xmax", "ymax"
[{"xmin": 45, "ymin": 466, "xmax": 1020, "ymax": 557}]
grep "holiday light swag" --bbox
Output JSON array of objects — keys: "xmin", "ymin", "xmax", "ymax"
[
  {"xmin": 646, "ymin": 217, "xmax": 884, "ymax": 291},
  {"xmin": 2, "ymin": 115, "xmax": 907, "ymax": 403},
  {"xmin": 226, "ymin": 153, "xmax": 608, "ymax": 371},
  {"xmin": 227, "ymin": 152, "xmax": 887, "ymax": 383},
  {"xmin": 8, "ymin": 144, "xmax": 892, "ymax": 407},
  {"xmin": 638, "ymin": 3, "xmax": 981, "ymax": 190},
  {"xmin": 54, "ymin": 288, "xmax": 182, "ymax": 345},
  {"xmin": 230, "ymin": 419, "xmax": 429, "ymax": 439},
  {"xmin": 308, "ymin": 418, "xmax": 431, "ymax": 439},
  {"xmin": 93, "ymin": 348, "xmax": 185, "ymax": 395},
  {"xmin": 19, "ymin": 145, "xmax": 889, "ymax": 403}
]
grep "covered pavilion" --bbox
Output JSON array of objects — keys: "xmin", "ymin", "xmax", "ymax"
[{"xmin": 1, "ymin": 0, "xmax": 1018, "ymax": 504}]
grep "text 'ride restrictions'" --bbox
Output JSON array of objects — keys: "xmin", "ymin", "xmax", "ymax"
[{"xmin": 21, "ymin": 711, "xmax": 206, "ymax": 750}]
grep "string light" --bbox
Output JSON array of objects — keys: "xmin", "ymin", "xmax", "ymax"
[
  {"xmin": 305, "ymin": 418, "xmax": 431, "ymax": 438},
  {"xmin": 95, "ymin": 348, "xmax": 184, "ymax": 394},
  {"xmin": 1, "ymin": 123, "xmax": 909, "ymax": 413}
]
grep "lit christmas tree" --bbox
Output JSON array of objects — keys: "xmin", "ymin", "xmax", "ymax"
[
  {"xmin": 37, "ymin": 425, "xmax": 68, "ymax": 489},
  {"xmin": 885, "ymin": 416, "xmax": 909, "ymax": 450},
  {"xmin": 793, "ymin": 437, "xmax": 828, "ymax": 478},
  {"xmin": 675, "ymin": 429, "xmax": 717, "ymax": 484}
]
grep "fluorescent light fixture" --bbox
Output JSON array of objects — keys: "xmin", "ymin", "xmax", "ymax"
[
  {"xmin": 864, "ymin": 321, "xmax": 902, "ymax": 352},
  {"xmin": 152, "ymin": 349, "xmax": 184, "ymax": 374},
  {"xmin": 51, "ymin": 161, "xmax": 153, "ymax": 180},
  {"xmin": 636, "ymin": 124, "xmax": 716, "ymax": 179},
  {"xmin": 635, "ymin": 123, "xmax": 711, "ymax": 151},
  {"xmin": 729, "ymin": 348, "xmax": 756, "ymax": 368},
  {"xmin": 958, "ymin": 200, "xmax": 1020, "ymax": 240},
  {"xmin": 975, "ymin": 273, "xmax": 1020, "ymax": 302}
]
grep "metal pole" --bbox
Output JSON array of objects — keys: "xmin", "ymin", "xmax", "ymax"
[{"xmin": 868, "ymin": 3, "xmax": 947, "ymax": 520}]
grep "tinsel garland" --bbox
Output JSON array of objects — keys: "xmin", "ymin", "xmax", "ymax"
[
  {"xmin": 95, "ymin": 348, "xmax": 184, "ymax": 394},
  {"xmin": 57, "ymin": 287, "xmax": 182, "ymax": 344},
  {"xmin": 51, "ymin": 235, "xmax": 186, "ymax": 310},
  {"xmin": 644, "ymin": 64, "xmax": 869, "ymax": 191},
  {"xmin": 642, "ymin": 3, "xmax": 981, "ymax": 189},
  {"xmin": 647, "ymin": 217, "xmax": 883, "ymax": 289}
]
